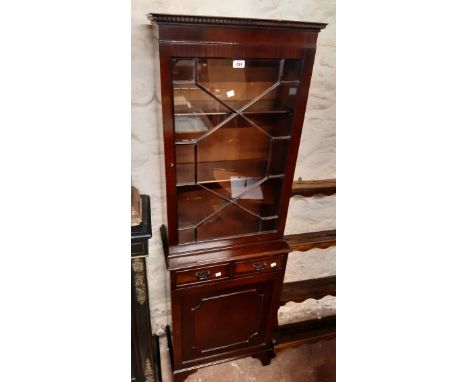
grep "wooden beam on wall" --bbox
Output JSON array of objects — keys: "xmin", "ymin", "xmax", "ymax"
[
  {"xmin": 291, "ymin": 179, "xmax": 336, "ymax": 197},
  {"xmin": 279, "ymin": 179, "xmax": 337, "ymax": 350},
  {"xmin": 274, "ymin": 315, "xmax": 336, "ymax": 351},
  {"xmin": 280, "ymin": 276, "xmax": 336, "ymax": 306},
  {"xmin": 285, "ymin": 230, "xmax": 336, "ymax": 251}
]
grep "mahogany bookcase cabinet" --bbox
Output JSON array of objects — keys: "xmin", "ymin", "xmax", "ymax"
[{"xmin": 147, "ymin": 13, "xmax": 326, "ymax": 382}]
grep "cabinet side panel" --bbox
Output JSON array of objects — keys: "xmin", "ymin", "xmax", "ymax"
[
  {"xmin": 152, "ymin": 34, "xmax": 168, "ymax": 228},
  {"xmin": 155, "ymin": 43, "xmax": 178, "ymax": 243},
  {"xmin": 276, "ymin": 44, "xmax": 319, "ymax": 235}
]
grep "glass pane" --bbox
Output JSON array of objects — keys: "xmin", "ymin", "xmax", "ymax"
[
  {"xmin": 200, "ymin": 181, "xmax": 233, "ymax": 201},
  {"xmin": 244, "ymin": 113, "xmax": 293, "ymax": 137},
  {"xmin": 197, "ymin": 204, "xmax": 260, "ymax": 241},
  {"xmin": 244, "ymin": 84, "xmax": 298, "ymax": 113},
  {"xmin": 176, "ymin": 144, "xmax": 195, "ymax": 185},
  {"xmin": 175, "ymin": 114, "xmax": 229, "ymax": 142},
  {"xmin": 197, "ymin": 115, "xmax": 270, "ymax": 183},
  {"xmin": 172, "ymin": 58, "xmax": 301, "ymax": 244},
  {"xmin": 197, "ymin": 59, "xmax": 280, "ymax": 111},
  {"xmin": 236, "ymin": 177, "xmax": 283, "ymax": 217},
  {"xmin": 283, "ymin": 60, "xmax": 302, "ymax": 81},
  {"xmin": 177, "ymin": 185, "xmax": 228, "ymax": 229},
  {"xmin": 178, "ymin": 228, "xmax": 195, "ymax": 244},
  {"xmin": 173, "ymin": 59, "xmax": 194, "ymax": 82},
  {"xmin": 269, "ymin": 139, "xmax": 290, "ymax": 175},
  {"xmin": 173, "ymin": 85, "xmax": 231, "ymax": 115}
]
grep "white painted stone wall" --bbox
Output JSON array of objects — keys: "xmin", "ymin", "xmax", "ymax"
[{"xmin": 131, "ymin": 0, "xmax": 336, "ymax": 334}]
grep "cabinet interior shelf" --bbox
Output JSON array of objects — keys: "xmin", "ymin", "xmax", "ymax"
[
  {"xmin": 173, "ymin": 80, "xmax": 301, "ymax": 85},
  {"xmin": 177, "ymin": 176, "xmax": 284, "ymax": 187},
  {"xmin": 174, "ymin": 110, "xmax": 294, "ymax": 117},
  {"xmin": 176, "ymin": 159, "xmax": 285, "ymax": 186}
]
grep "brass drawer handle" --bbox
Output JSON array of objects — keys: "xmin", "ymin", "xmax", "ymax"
[
  {"xmin": 252, "ymin": 262, "xmax": 266, "ymax": 271},
  {"xmin": 194, "ymin": 270, "xmax": 210, "ymax": 281}
]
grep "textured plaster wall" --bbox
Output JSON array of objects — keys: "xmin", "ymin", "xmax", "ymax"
[{"xmin": 131, "ymin": 0, "xmax": 336, "ymax": 334}]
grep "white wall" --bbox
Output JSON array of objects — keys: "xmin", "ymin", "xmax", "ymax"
[{"xmin": 131, "ymin": 0, "xmax": 336, "ymax": 334}]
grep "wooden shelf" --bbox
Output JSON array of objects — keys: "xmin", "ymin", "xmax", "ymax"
[
  {"xmin": 285, "ymin": 230, "xmax": 336, "ymax": 251},
  {"xmin": 173, "ymin": 110, "xmax": 293, "ymax": 117},
  {"xmin": 291, "ymin": 179, "xmax": 336, "ymax": 197},
  {"xmin": 280, "ymin": 276, "xmax": 336, "ymax": 306},
  {"xmin": 176, "ymin": 159, "xmax": 270, "ymax": 186}
]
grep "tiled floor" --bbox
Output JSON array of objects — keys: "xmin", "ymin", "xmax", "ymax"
[{"xmin": 159, "ymin": 337, "xmax": 336, "ymax": 382}]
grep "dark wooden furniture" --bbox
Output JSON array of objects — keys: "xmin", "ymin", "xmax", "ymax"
[
  {"xmin": 148, "ymin": 13, "xmax": 327, "ymax": 382},
  {"xmin": 131, "ymin": 195, "xmax": 162, "ymax": 382}
]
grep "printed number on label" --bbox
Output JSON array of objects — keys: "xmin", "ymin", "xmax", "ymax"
[{"xmin": 233, "ymin": 60, "xmax": 245, "ymax": 68}]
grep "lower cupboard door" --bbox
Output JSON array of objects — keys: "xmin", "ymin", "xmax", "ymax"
[{"xmin": 180, "ymin": 278, "xmax": 275, "ymax": 362}]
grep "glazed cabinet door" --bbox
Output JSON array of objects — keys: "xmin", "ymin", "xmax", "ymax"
[
  {"xmin": 172, "ymin": 58, "xmax": 303, "ymax": 245},
  {"xmin": 174, "ymin": 275, "xmax": 280, "ymax": 364}
]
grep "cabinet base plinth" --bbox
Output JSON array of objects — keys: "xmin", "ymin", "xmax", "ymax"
[
  {"xmin": 172, "ymin": 369, "xmax": 198, "ymax": 382},
  {"xmin": 251, "ymin": 348, "xmax": 276, "ymax": 366},
  {"xmin": 170, "ymin": 347, "xmax": 276, "ymax": 382}
]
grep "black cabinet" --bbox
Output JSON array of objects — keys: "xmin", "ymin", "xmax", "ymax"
[{"xmin": 131, "ymin": 195, "xmax": 161, "ymax": 382}]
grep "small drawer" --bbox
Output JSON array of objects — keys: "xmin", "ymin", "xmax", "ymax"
[
  {"xmin": 175, "ymin": 264, "xmax": 229, "ymax": 286},
  {"xmin": 233, "ymin": 256, "xmax": 284, "ymax": 276}
]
